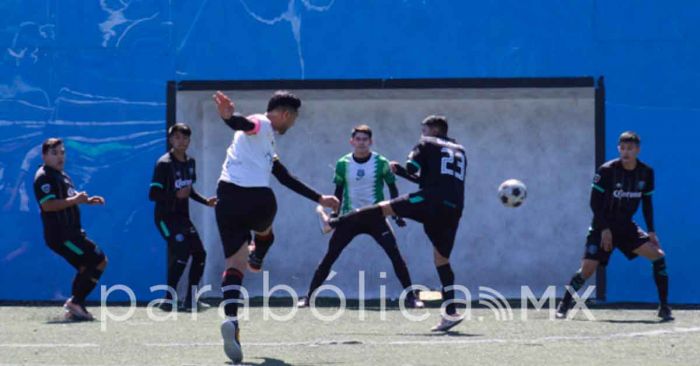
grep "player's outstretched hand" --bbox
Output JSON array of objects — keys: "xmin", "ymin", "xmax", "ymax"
[
  {"xmin": 319, "ymin": 195, "xmax": 340, "ymax": 212},
  {"xmin": 71, "ymin": 191, "xmax": 89, "ymax": 205},
  {"xmin": 389, "ymin": 161, "xmax": 401, "ymax": 173},
  {"xmin": 176, "ymin": 186, "xmax": 191, "ymax": 199},
  {"xmin": 206, "ymin": 196, "xmax": 218, "ymax": 207},
  {"xmin": 601, "ymin": 229, "xmax": 613, "ymax": 252},
  {"xmin": 393, "ymin": 216, "xmax": 407, "ymax": 227},
  {"xmin": 213, "ymin": 91, "xmax": 235, "ymax": 119},
  {"xmin": 87, "ymin": 196, "xmax": 105, "ymax": 205}
]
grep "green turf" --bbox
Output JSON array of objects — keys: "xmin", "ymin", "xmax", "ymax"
[{"xmin": 1, "ymin": 305, "xmax": 699, "ymax": 365}]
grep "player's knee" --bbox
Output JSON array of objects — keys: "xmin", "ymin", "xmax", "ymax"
[
  {"xmin": 433, "ymin": 254, "xmax": 449, "ymax": 267},
  {"xmin": 97, "ymin": 256, "xmax": 108, "ymax": 270},
  {"xmin": 580, "ymin": 262, "xmax": 598, "ymax": 279},
  {"xmin": 378, "ymin": 201, "xmax": 394, "ymax": 217}
]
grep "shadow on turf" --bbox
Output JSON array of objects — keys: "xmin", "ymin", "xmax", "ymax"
[
  {"xmin": 396, "ymin": 331, "xmax": 483, "ymax": 338},
  {"xmin": 598, "ymin": 319, "xmax": 667, "ymax": 325},
  {"xmin": 229, "ymin": 357, "xmax": 299, "ymax": 366}
]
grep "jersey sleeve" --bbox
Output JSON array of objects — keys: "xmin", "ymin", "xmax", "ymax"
[
  {"xmin": 643, "ymin": 168, "xmax": 655, "ymax": 196},
  {"xmin": 379, "ymin": 156, "xmax": 396, "ymax": 185},
  {"xmin": 33, "ymin": 171, "xmax": 58, "ymax": 205},
  {"xmin": 406, "ymin": 143, "xmax": 424, "ymax": 175},
  {"xmin": 150, "ymin": 161, "xmax": 169, "ymax": 191},
  {"xmin": 590, "ymin": 166, "xmax": 612, "ymax": 230},
  {"xmin": 334, "ymin": 158, "xmax": 347, "ymax": 185}
]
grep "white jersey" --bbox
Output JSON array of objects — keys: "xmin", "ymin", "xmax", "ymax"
[{"xmin": 219, "ymin": 113, "xmax": 276, "ymax": 187}]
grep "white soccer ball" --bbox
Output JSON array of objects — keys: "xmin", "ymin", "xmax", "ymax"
[{"xmin": 498, "ymin": 179, "xmax": 527, "ymax": 208}]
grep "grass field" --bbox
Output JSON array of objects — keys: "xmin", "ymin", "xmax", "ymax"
[{"xmin": 1, "ymin": 303, "xmax": 699, "ymax": 366}]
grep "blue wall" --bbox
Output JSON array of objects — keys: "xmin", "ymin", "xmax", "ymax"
[{"xmin": 1, "ymin": 0, "xmax": 698, "ymax": 302}]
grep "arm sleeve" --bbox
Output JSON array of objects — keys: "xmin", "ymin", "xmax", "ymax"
[
  {"xmin": 642, "ymin": 168, "xmax": 655, "ymax": 232},
  {"xmin": 149, "ymin": 162, "xmax": 176, "ymax": 202},
  {"xmin": 406, "ymin": 144, "xmax": 424, "ymax": 176},
  {"xmin": 271, "ymin": 158, "xmax": 322, "ymax": 203},
  {"xmin": 387, "ymin": 182, "xmax": 399, "ymax": 199},
  {"xmin": 223, "ymin": 114, "xmax": 260, "ymax": 134},
  {"xmin": 33, "ymin": 172, "xmax": 59, "ymax": 205},
  {"xmin": 189, "ymin": 186, "xmax": 208, "ymax": 205},
  {"xmin": 393, "ymin": 164, "xmax": 420, "ymax": 184},
  {"xmin": 334, "ymin": 183, "xmax": 344, "ymax": 202},
  {"xmin": 590, "ymin": 167, "xmax": 611, "ymax": 230}
]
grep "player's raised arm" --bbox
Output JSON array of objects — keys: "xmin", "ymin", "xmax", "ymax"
[
  {"xmin": 391, "ymin": 161, "xmax": 420, "ymax": 184},
  {"xmin": 271, "ymin": 157, "xmax": 339, "ymax": 210},
  {"xmin": 212, "ymin": 91, "xmax": 259, "ymax": 133}
]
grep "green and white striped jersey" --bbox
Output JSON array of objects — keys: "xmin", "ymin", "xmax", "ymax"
[{"xmin": 334, "ymin": 152, "xmax": 396, "ymax": 214}]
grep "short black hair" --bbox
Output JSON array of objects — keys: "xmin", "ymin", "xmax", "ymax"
[
  {"xmin": 41, "ymin": 138, "xmax": 63, "ymax": 154},
  {"xmin": 351, "ymin": 124, "xmax": 372, "ymax": 138},
  {"xmin": 421, "ymin": 115, "xmax": 448, "ymax": 135},
  {"xmin": 168, "ymin": 123, "xmax": 192, "ymax": 137},
  {"xmin": 267, "ymin": 90, "xmax": 301, "ymax": 112},
  {"xmin": 618, "ymin": 131, "xmax": 641, "ymax": 146}
]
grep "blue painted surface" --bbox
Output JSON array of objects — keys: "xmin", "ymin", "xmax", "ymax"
[{"xmin": 1, "ymin": 1, "xmax": 698, "ymax": 302}]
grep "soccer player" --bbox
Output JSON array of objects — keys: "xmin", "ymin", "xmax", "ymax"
[
  {"xmin": 212, "ymin": 90, "xmax": 339, "ymax": 363},
  {"xmin": 556, "ymin": 131, "xmax": 672, "ymax": 321},
  {"xmin": 149, "ymin": 123, "xmax": 217, "ymax": 311},
  {"xmin": 298, "ymin": 124, "xmax": 423, "ymax": 309},
  {"xmin": 33, "ymin": 138, "xmax": 108, "ymax": 321},
  {"xmin": 318, "ymin": 115, "xmax": 467, "ymax": 332}
]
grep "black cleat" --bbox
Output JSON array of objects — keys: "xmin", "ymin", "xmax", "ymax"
[
  {"xmin": 657, "ymin": 305, "xmax": 674, "ymax": 322},
  {"xmin": 555, "ymin": 300, "xmax": 571, "ymax": 319},
  {"xmin": 247, "ymin": 251, "xmax": 263, "ymax": 273}
]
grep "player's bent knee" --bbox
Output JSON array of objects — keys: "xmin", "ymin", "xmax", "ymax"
[
  {"xmin": 580, "ymin": 260, "xmax": 598, "ymax": 279},
  {"xmin": 98, "ymin": 256, "xmax": 108, "ymax": 270},
  {"xmin": 378, "ymin": 201, "xmax": 395, "ymax": 217}
]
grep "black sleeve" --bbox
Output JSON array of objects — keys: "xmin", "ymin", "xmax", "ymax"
[
  {"xmin": 334, "ymin": 183, "xmax": 343, "ymax": 202},
  {"xmin": 271, "ymin": 159, "xmax": 322, "ymax": 203},
  {"xmin": 590, "ymin": 167, "xmax": 611, "ymax": 230},
  {"xmin": 33, "ymin": 171, "xmax": 59, "ymax": 205},
  {"xmin": 223, "ymin": 113, "xmax": 256, "ymax": 132},
  {"xmin": 388, "ymin": 182, "xmax": 399, "ymax": 199},
  {"xmin": 149, "ymin": 161, "xmax": 176, "ymax": 202},
  {"xmin": 189, "ymin": 186, "xmax": 208, "ymax": 205},
  {"xmin": 393, "ymin": 164, "xmax": 420, "ymax": 184},
  {"xmin": 642, "ymin": 168, "xmax": 655, "ymax": 232}
]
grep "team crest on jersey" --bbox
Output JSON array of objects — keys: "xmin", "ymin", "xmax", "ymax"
[
  {"xmin": 356, "ymin": 169, "xmax": 365, "ymax": 180},
  {"xmin": 176, "ymin": 171, "xmax": 181, "ymax": 177},
  {"xmin": 615, "ymin": 182, "xmax": 622, "ymax": 189},
  {"xmin": 41, "ymin": 184, "xmax": 51, "ymax": 193},
  {"xmin": 593, "ymin": 174, "xmax": 601, "ymax": 183},
  {"xmin": 638, "ymin": 181, "xmax": 646, "ymax": 190}
]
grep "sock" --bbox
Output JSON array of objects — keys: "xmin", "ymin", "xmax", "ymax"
[
  {"xmin": 166, "ymin": 256, "xmax": 188, "ymax": 299},
  {"xmin": 560, "ymin": 272, "xmax": 586, "ymax": 309},
  {"xmin": 307, "ymin": 259, "xmax": 334, "ymax": 299},
  {"xmin": 222, "ymin": 267, "xmax": 244, "ymax": 318},
  {"xmin": 331, "ymin": 205, "xmax": 383, "ymax": 228},
  {"xmin": 436, "ymin": 263, "xmax": 456, "ymax": 316},
  {"xmin": 186, "ymin": 251, "xmax": 206, "ymax": 302},
  {"xmin": 72, "ymin": 267, "xmax": 103, "ymax": 304},
  {"xmin": 653, "ymin": 257, "xmax": 669, "ymax": 306},
  {"xmin": 252, "ymin": 231, "xmax": 275, "ymax": 261}
]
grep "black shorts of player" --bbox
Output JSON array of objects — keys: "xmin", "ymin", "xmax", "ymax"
[
  {"xmin": 45, "ymin": 230, "xmax": 105, "ymax": 270},
  {"xmin": 215, "ymin": 181, "xmax": 277, "ymax": 258},
  {"xmin": 583, "ymin": 221, "xmax": 650, "ymax": 266},
  {"xmin": 390, "ymin": 191, "xmax": 462, "ymax": 258},
  {"xmin": 331, "ymin": 214, "xmax": 397, "ymax": 252},
  {"xmin": 155, "ymin": 215, "xmax": 205, "ymax": 258}
]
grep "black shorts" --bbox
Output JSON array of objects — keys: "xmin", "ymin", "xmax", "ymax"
[
  {"xmin": 583, "ymin": 221, "xmax": 650, "ymax": 266},
  {"xmin": 155, "ymin": 215, "xmax": 205, "ymax": 258},
  {"xmin": 45, "ymin": 231, "xmax": 105, "ymax": 270},
  {"xmin": 390, "ymin": 191, "xmax": 462, "ymax": 258},
  {"xmin": 215, "ymin": 181, "xmax": 277, "ymax": 258}
]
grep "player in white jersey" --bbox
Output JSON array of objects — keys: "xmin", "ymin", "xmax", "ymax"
[
  {"xmin": 212, "ymin": 90, "xmax": 339, "ymax": 363},
  {"xmin": 298, "ymin": 125, "xmax": 423, "ymax": 309}
]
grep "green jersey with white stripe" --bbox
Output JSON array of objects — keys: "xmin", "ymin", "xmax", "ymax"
[{"xmin": 334, "ymin": 152, "xmax": 396, "ymax": 214}]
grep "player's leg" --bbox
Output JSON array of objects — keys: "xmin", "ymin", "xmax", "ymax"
[
  {"xmin": 556, "ymin": 259, "xmax": 599, "ymax": 319},
  {"xmin": 248, "ymin": 227, "xmax": 274, "ymax": 273},
  {"xmin": 368, "ymin": 218, "xmax": 422, "ymax": 308},
  {"xmin": 424, "ymin": 214, "xmax": 462, "ymax": 332},
  {"xmin": 321, "ymin": 193, "xmax": 425, "ymax": 233},
  {"xmin": 62, "ymin": 235, "xmax": 108, "ymax": 320},
  {"xmin": 246, "ymin": 190, "xmax": 278, "ymax": 272},
  {"xmin": 633, "ymin": 240, "xmax": 672, "ymax": 321},
  {"xmin": 301, "ymin": 224, "xmax": 356, "ymax": 307},
  {"xmin": 182, "ymin": 224, "xmax": 207, "ymax": 310}
]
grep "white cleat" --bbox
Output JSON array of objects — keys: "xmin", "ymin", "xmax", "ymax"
[
  {"xmin": 431, "ymin": 314, "xmax": 464, "ymax": 332},
  {"xmin": 63, "ymin": 297, "xmax": 94, "ymax": 321},
  {"xmin": 315, "ymin": 205, "xmax": 334, "ymax": 234},
  {"xmin": 221, "ymin": 319, "xmax": 243, "ymax": 363},
  {"xmin": 297, "ymin": 296, "xmax": 309, "ymax": 308}
]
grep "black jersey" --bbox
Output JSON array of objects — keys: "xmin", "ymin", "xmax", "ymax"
[
  {"xmin": 591, "ymin": 158, "xmax": 655, "ymax": 229},
  {"xmin": 149, "ymin": 152, "xmax": 205, "ymax": 218},
  {"xmin": 33, "ymin": 165, "xmax": 82, "ymax": 239},
  {"xmin": 406, "ymin": 136, "xmax": 466, "ymax": 209}
]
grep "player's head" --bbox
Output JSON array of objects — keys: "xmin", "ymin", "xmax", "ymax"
[
  {"xmin": 350, "ymin": 124, "xmax": 373, "ymax": 154},
  {"xmin": 421, "ymin": 115, "xmax": 448, "ymax": 137},
  {"xmin": 168, "ymin": 123, "xmax": 192, "ymax": 153},
  {"xmin": 42, "ymin": 138, "xmax": 65, "ymax": 171},
  {"xmin": 267, "ymin": 90, "xmax": 301, "ymax": 135},
  {"xmin": 618, "ymin": 131, "xmax": 641, "ymax": 163}
]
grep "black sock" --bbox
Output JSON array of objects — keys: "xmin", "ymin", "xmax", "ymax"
[
  {"xmin": 436, "ymin": 263, "xmax": 456, "ymax": 316},
  {"xmin": 308, "ymin": 259, "xmax": 334, "ymax": 299},
  {"xmin": 222, "ymin": 267, "xmax": 244, "ymax": 318},
  {"xmin": 166, "ymin": 256, "xmax": 188, "ymax": 299},
  {"xmin": 72, "ymin": 267, "xmax": 103, "ymax": 304},
  {"xmin": 252, "ymin": 231, "xmax": 275, "ymax": 260},
  {"xmin": 560, "ymin": 272, "xmax": 586, "ymax": 309},
  {"xmin": 331, "ymin": 205, "xmax": 383, "ymax": 228},
  {"xmin": 653, "ymin": 257, "xmax": 669, "ymax": 306},
  {"xmin": 187, "ymin": 251, "xmax": 206, "ymax": 301}
]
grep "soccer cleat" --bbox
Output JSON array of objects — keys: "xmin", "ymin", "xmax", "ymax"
[
  {"xmin": 431, "ymin": 314, "xmax": 464, "ymax": 332},
  {"xmin": 179, "ymin": 298, "xmax": 211, "ymax": 312},
  {"xmin": 221, "ymin": 319, "xmax": 243, "ymax": 363},
  {"xmin": 297, "ymin": 296, "xmax": 309, "ymax": 308},
  {"xmin": 63, "ymin": 297, "xmax": 94, "ymax": 321},
  {"xmin": 555, "ymin": 300, "xmax": 571, "ymax": 319},
  {"xmin": 405, "ymin": 292, "xmax": 425, "ymax": 309},
  {"xmin": 247, "ymin": 250, "xmax": 263, "ymax": 273},
  {"xmin": 657, "ymin": 305, "xmax": 674, "ymax": 322},
  {"xmin": 156, "ymin": 298, "xmax": 175, "ymax": 312},
  {"xmin": 315, "ymin": 205, "xmax": 334, "ymax": 234}
]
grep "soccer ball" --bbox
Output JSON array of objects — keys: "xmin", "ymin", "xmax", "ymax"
[{"xmin": 498, "ymin": 179, "xmax": 527, "ymax": 208}]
